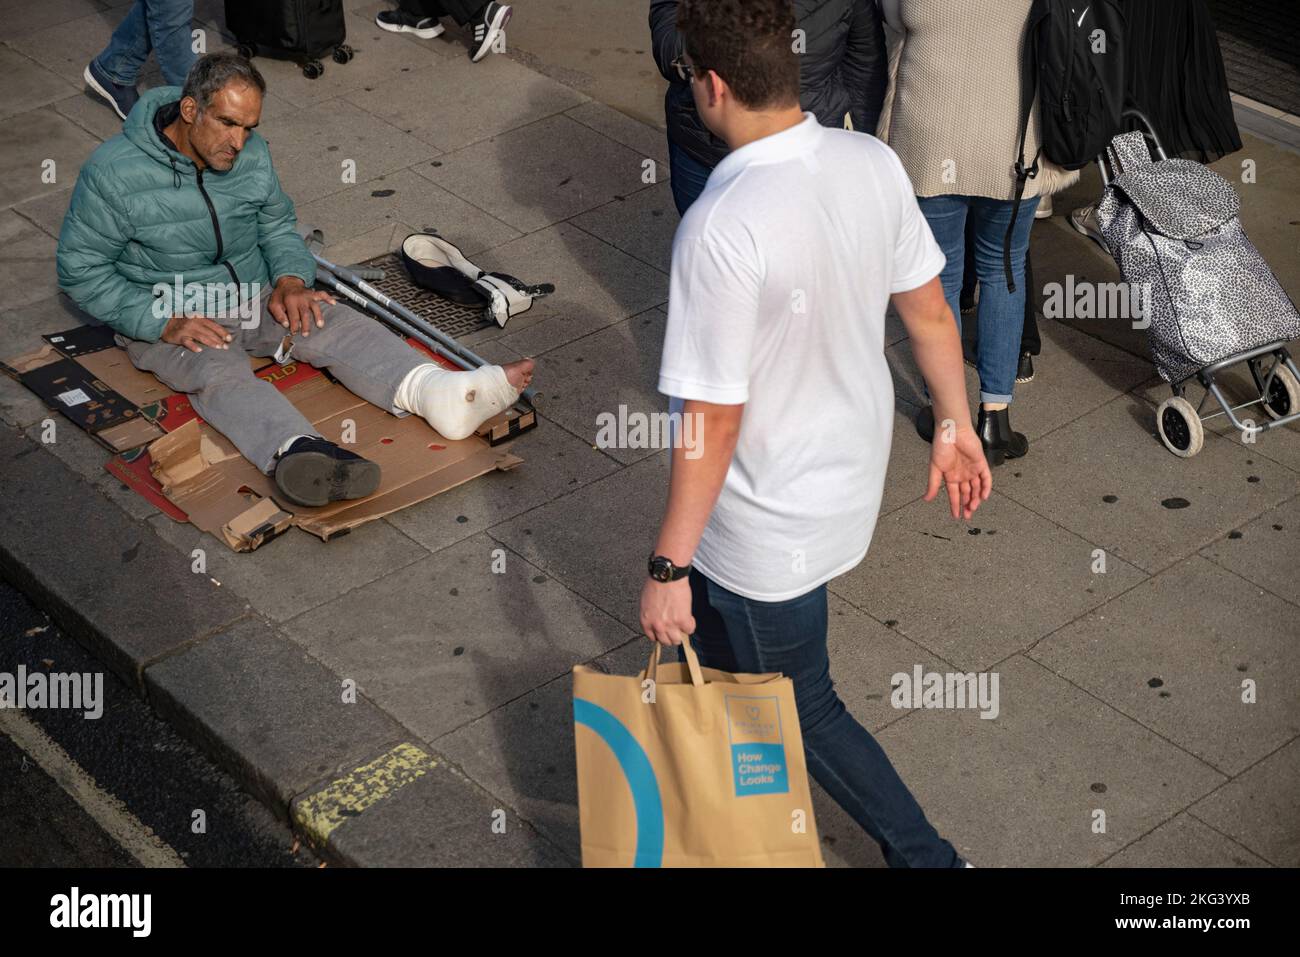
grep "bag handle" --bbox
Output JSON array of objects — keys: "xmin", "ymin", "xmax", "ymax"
[
  {"xmin": 1005, "ymin": 3, "xmax": 1044, "ymax": 293},
  {"xmin": 644, "ymin": 640, "xmax": 707, "ymax": 688}
]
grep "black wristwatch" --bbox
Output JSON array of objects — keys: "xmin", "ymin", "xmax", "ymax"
[{"xmin": 647, "ymin": 553, "xmax": 691, "ymax": 583}]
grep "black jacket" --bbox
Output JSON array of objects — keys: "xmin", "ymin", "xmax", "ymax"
[{"xmin": 649, "ymin": 0, "xmax": 888, "ymax": 170}]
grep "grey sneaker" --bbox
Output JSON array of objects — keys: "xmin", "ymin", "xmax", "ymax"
[{"xmin": 1070, "ymin": 202, "xmax": 1110, "ymax": 255}]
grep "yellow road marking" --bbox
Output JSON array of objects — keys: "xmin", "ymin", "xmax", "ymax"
[{"xmin": 294, "ymin": 742, "xmax": 437, "ymax": 846}]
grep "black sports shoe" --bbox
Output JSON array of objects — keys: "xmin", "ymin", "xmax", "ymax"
[
  {"xmin": 915, "ymin": 405, "xmax": 935, "ymax": 443},
  {"xmin": 84, "ymin": 60, "xmax": 139, "ymax": 121},
  {"xmin": 274, "ymin": 437, "xmax": 381, "ymax": 508},
  {"xmin": 470, "ymin": 2, "xmax": 512, "ymax": 62},
  {"xmin": 375, "ymin": 9, "xmax": 445, "ymax": 39}
]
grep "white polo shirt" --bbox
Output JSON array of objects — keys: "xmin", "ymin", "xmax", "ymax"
[{"xmin": 658, "ymin": 113, "xmax": 945, "ymax": 602}]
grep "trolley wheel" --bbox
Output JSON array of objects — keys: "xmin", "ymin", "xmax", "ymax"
[
  {"xmin": 333, "ymin": 44, "xmax": 354, "ymax": 64},
  {"xmin": 236, "ymin": 42, "xmax": 256, "ymax": 60},
  {"xmin": 302, "ymin": 59, "xmax": 324, "ymax": 79},
  {"xmin": 1156, "ymin": 396, "xmax": 1204, "ymax": 457},
  {"xmin": 1252, "ymin": 361, "xmax": 1299, "ymax": 421}
]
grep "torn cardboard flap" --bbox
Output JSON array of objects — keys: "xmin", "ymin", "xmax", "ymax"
[{"xmin": 221, "ymin": 496, "xmax": 293, "ymax": 552}]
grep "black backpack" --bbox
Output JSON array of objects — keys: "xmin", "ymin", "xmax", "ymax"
[{"xmin": 1004, "ymin": 0, "xmax": 1127, "ymax": 290}]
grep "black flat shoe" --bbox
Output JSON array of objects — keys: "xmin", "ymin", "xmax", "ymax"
[
  {"xmin": 915, "ymin": 405, "xmax": 935, "ymax": 443},
  {"xmin": 976, "ymin": 407, "xmax": 1028, "ymax": 467},
  {"xmin": 274, "ymin": 437, "xmax": 381, "ymax": 508},
  {"xmin": 1016, "ymin": 352, "xmax": 1035, "ymax": 383}
]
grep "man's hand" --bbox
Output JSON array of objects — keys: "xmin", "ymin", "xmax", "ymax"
[
  {"xmin": 640, "ymin": 577, "xmax": 695, "ymax": 647},
  {"xmin": 924, "ymin": 421, "xmax": 992, "ymax": 520},
  {"xmin": 267, "ymin": 276, "xmax": 335, "ymax": 337},
  {"xmin": 161, "ymin": 314, "xmax": 232, "ymax": 353}
]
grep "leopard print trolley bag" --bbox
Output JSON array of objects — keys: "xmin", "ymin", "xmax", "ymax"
[{"xmin": 1095, "ymin": 112, "xmax": 1300, "ymax": 457}]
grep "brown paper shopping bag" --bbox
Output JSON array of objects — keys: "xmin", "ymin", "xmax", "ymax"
[{"xmin": 572, "ymin": 641, "xmax": 824, "ymax": 867}]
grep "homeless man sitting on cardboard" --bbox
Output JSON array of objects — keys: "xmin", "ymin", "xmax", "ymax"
[{"xmin": 55, "ymin": 53, "xmax": 534, "ymax": 508}]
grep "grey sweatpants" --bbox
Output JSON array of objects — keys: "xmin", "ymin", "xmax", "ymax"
[{"xmin": 118, "ymin": 287, "xmax": 429, "ymax": 473}]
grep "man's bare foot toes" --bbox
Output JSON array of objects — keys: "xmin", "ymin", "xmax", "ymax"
[{"xmin": 502, "ymin": 358, "xmax": 534, "ymax": 392}]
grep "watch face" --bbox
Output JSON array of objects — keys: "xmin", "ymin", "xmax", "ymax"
[{"xmin": 649, "ymin": 558, "xmax": 672, "ymax": 582}]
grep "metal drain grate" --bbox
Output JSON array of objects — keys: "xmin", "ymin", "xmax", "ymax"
[{"xmin": 355, "ymin": 252, "xmax": 493, "ymax": 339}]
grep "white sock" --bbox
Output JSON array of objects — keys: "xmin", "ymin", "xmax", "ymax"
[
  {"xmin": 276, "ymin": 433, "xmax": 315, "ymax": 457},
  {"xmin": 393, "ymin": 362, "xmax": 519, "ymax": 441}
]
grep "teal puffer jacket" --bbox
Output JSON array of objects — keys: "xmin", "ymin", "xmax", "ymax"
[{"xmin": 56, "ymin": 86, "xmax": 316, "ymax": 342}]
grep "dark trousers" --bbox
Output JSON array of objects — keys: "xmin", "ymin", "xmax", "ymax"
[
  {"xmin": 682, "ymin": 568, "xmax": 962, "ymax": 867},
  {"xmin": 398, "ymin": 0, "xmax": 482, "ymax": 26},
  {"xmin": 961, "ymin": 220, "xmax": 1041, "ymax": 358}
]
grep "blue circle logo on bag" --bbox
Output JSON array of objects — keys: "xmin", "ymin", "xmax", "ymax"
[{"xmin": 573, "ymin": 698, "xmax": 664, "ymax": 867}]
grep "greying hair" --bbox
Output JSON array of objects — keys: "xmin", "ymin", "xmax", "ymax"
[{"xmin": 181, "ymin": 53, "xmax": 266, "ymax": 111}]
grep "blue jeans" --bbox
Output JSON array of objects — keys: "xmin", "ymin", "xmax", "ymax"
[
  {"xmin": 94, "ymin": 0, "xmax": 197, "ymax": 88},
  {"xmin": 916, "ymin": 194, "xmax": 1040, "ymax": 405},
  {"xmin": 668, "ymin": 139, "xmax": 714, "ymax": 216},
  {"xmin": 682, "ymin": 568, "xmax": 962, "ymax": 867}
]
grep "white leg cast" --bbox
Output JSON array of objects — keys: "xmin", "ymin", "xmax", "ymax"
[{"xmin": 393, "ymin": 362, "xmax": 519, "ymax": 441}]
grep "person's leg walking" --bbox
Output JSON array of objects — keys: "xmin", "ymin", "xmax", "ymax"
[
  {"xmin": 143, "ymin": 0, "xmax": 197, "ymax": 87},
  {"xmin": 968, "ymin": 196, "xmax": 1038, "ymax": 406},
  {"xmin": 93, "ymin": 1, "xmax": 152, "ymax": 87},
  {"xmin": 915, "ymin": 195, "xmax": 970, "ymax": 336},
  {"xmin": 686, "ymin": 570, "xmax": 961, "ymax": 868}
]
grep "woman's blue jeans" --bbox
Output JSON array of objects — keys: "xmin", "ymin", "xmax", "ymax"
[
  {"xmin": 681, "ymin": 568, "xmax": 963, "ymax": 867},
  {"xmin": 94, "ymin": 0, "xmax": 197, "ymax": 88},
  {"xmin": 668, "ymin": 139, "xmax": 714, "ymax": 216},
  {"xmin": 916, "ymin": 194, "xmax": 1040, "ymax": 405}
]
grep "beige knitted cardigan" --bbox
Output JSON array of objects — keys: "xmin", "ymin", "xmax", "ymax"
[{"xmin": 876, "ymin": 1, "xmax": 1079, "ymax": 200}]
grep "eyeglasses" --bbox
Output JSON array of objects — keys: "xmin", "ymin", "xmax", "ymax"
[{"xmin": 671, "ymin": 55, "xmax": 696, "ymax": 82}]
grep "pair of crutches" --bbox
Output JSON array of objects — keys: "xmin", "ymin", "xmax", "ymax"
[{"xmin": 300, "ymin": 227, "xmax": 538, "ymax": 408}]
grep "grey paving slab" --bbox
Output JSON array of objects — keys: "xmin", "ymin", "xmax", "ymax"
[
  {"xmin": 51, "ymin": 90, "xmax": 125, "ymax": 143},
  {"xmin": 0, "ymin": 425, "xmax": 249, "ymax": 690},
  {"xmin": 470, "ymin": 222, "xmax": 668, "ymax": 357},
  {"xmin": 281, "ymin": 534, "xmax": 632, "ymax": 743},
  {"xmin": 295, "ymin": 166, "xmax": 520, "ymax": 257},
  {"xmin": 1190, "ymin": 737, "xmax": 1300, "ymax": 867},
  {"xmin": 256, "ymin": 96, "xmax": 434, "ymax": 207},
  {"xmin": 520, "ymin": 307, "xmax": 668, "ymax": 466},
  {"xmin": 36, "ymin": 414, "xmax": 113, "ymax": 485},
  {"xmin": 0, "ymin": 106, "xmax": 100, "ymax": 210},
  {"xmin": 313, "ymin": 755, "xmax": 574, "ymax": 867},
  {"xmin": 12, "ymin": 185, "xmax": 73, "ymax": 239},
  {"xmin": 564, "ymin": 100, "xmax": 671, "ymax": 168},
  {"xmin": 0, "ymin": 373, "xmax": 48, "ymax": 429},
  {"xmin": 570, "ymin": 180, "xmax": 678, "ymax": 274},
  {"xmin": 436, "ymin": 594, "xmax": 948, "ymax": 863},
  {"xmin": 489, "ymin": 450, "xmax": 670, "ymax": 630},
  {"xmin": 384, "ymin": 415, "xmax": 620, "ymax": 554},
  {"xmin": 0, "ymin": 46, "xmax": 79, "ymax": 119},
  {"xmin": 417, "ymin": 113, "xmax": 652, "ymax": 233},
  {"xmin": 144, "ymin": 616, "xmax": 412, "ymax": 816},
  {"xmin": 1134, "ymin": 357, "xmax": 1300, "ymax": 475},
  {"xmin": 885, "ymin": 316, "xmax": 1152, "ymax": 443},
  {"xmin": 1100, "ymin": 812, "xmax": 1271, "ymax": 868},
  {"xmin": 5, "ymin": 7, "xmax": 121, "ymax": 89},
  {"xmin": 344, "ymin": 53, "xmax": 588, "ymax": 154},
  {"xmin": 0, "ymin": 291, "xmax": 97, "ymax": 351},
  {"xmin": 997, "ymin": 394, "xmax": 1300, "ymax": 574},
  {"xmin": 1199, "ymin": 494, "xmax": 1300, "ymax": 607},
  {"xmin": 146, "ymin": 509, "xmax": 429, "ymax": 624},
  {"xmin": 881, "ymin": 398, "xmax": 937, "ymax": 518},
  {"xmin": 0, "ymin": 0, "xmax": 106, "ymax": 39},
  {"xmin": 1030, "ymin": 556, "xmax": 1300, "ymax": 776},
  {"xmin": 875, "ymin": 655, "xmax": 1225, "ymax": 867},
  {"xmin": 831, "ymin": 490, "xmax": 1148, "ymax": 673},
  {"xmin": 0, "ymin": 211, "xmax": 60, "ymax": 308}
]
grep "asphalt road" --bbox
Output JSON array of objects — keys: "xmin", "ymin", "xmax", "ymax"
[{"xmin": 0, "ymin": 577, "xmax": 319, "ymax": 868}]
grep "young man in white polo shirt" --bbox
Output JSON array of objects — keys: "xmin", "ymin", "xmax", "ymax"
[{"xmin": 639, "ymin": 0, "xmax": 992, "ymax": 867}]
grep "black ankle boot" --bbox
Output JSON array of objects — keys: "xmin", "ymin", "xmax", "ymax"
[{"xmin": 976, "ymin": 407, "xmax": 1028, "ymax": 466}]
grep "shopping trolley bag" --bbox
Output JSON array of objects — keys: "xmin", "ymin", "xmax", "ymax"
[{"xmin": 572, "ymin": 641, "xmax": 824, "ymax": 868}]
